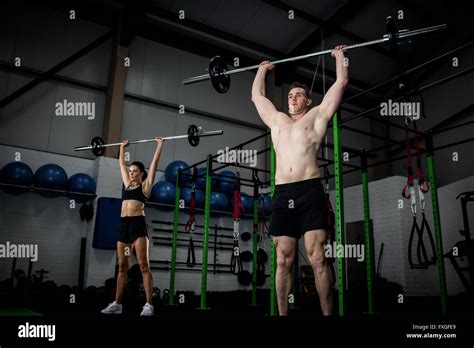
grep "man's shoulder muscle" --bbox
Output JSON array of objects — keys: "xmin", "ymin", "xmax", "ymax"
[{"xmin": 273, "ymin": 112, "xmax": 292, "ymax": 124}]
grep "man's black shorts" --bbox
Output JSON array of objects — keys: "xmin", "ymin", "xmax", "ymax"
[
  {"xmin": 268, "ymin": 178, "xmax": 326, "ymax": 239},
  {"xmin": 118, "ymin": 216, "xmax": 148, "ymax": 244}
]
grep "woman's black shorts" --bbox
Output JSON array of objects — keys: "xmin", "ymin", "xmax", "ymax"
[{"xmin": 118, "ymin": 216, "xmax": 148, "ymax": 244}]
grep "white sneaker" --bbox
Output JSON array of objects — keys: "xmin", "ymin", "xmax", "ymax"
[
  {"xmin": 140, "ymin": 303, "xmax": 154, "ymax": 316},
  {"xmin": 101, "ymin": 301, "xmax": 122, "ymax": 314}
]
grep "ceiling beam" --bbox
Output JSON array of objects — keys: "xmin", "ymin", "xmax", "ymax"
[
  {"xmin": 0, "ymin": 31, "xmax": 112, "ymax": 108},
  {"xmin": 288, "ymin": 0, "xmax": 379, "ymax": 57},
  {"xmin": 261, "ymin": 0, "xmax": 396, "ymax": 61}
]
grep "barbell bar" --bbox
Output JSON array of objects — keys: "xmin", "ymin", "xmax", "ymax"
[
  {"xmin": 182, "ymin": 18, "xmax": 446, "ymax": 93},
  {"xmin": 74, "ymin": 124, "xmax": 224, "ymax": 156}
]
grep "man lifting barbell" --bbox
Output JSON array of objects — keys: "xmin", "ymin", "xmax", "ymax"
[{"xmin": 251, "ymin": 45, "xmax": 349, "ymax": 316}]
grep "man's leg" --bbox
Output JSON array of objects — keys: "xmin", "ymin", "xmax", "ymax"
[
  {"xmin": 304, "ymin": 229, "xmax": 333, "ymax": 315},
  {"xmin": 273, "ymin": 236, "xmax": 297, "ymax": 316}
]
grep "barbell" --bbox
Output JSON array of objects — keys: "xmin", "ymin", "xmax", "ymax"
[
  {"xmin": 182, "ymin": 17, "xmax": 447, "ymax": 94},
  {"xmin": 74, "ymin": 124, "xmax": 223, "ymax": 156}
]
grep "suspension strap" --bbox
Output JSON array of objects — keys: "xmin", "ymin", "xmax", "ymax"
[
  {"xmin": 413, "ymin": 122, "xmax": 429, "ymax": 194},
  {"xmin": 402, "ymin": 122, "xmax": 416, "ymax": 206},
  {"xmin": 230, "ymin": 172, "xmax": 243, "ymax": 274},
  {"xmin": 185, "ymin": 174, "xmax": 197, "ymax": 268}
]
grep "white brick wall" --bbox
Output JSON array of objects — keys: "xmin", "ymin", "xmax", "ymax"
[
  {"xmin": 437, "ymin": 176, "xmax": 474, "ymax": 295},
  {"xmin": 0, "ymin": 144, "xmax": 95, "ymax": 285},
  {"xmin": 299, "ymin": 175, "xmax": 474, "ymax": 297}
]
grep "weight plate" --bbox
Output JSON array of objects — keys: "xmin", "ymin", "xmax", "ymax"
[
  {"xmin": 209, "ymin": 56, "xmax": 230, "ymax": 94},
  {"xmin": 187, "ymin": 124, "xmax": 200, "ymax": 147},
  {"xmin": 91, "ymin": 136, "xmax": 105, "ymax": 156}
]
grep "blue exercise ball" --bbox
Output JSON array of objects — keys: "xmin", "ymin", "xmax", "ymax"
[
  {"xmin": 180, "ymin": 187, "xmax": 205, "ymax": 209},
  {"xmin": 218, "ymin": 170, "xmax": 236, "ymax": 193},
  {"xmin": 34, "ymin": 164, "xmax": 68, "ymax": 197},
  {"xmin": 150, "ymin": 181, "xmax": 176, "ymax": 210},
  {"xmin": 180, "ymin": 167, "xmax": 194, "ymax": 185},
  {"xmin": 196, "ymin": 167, "xmax": 218, "ymax": 191},
  {"xmin": 261, "ymin": 193, "xmax": 271, "ymax": 216},
  {"xmin": 0, "ymin": 161, "xmax": 33, "ymax": 194},
  {"xmin": 210, "ymin": 191, "xmax": 228, "ymax": 212},
  {"xmin": 241, "ymin": 192, "xmax": 254, "ymax": 215},
  {"xmin": 164, "ymin": 161, "xmax": 190, "ymax": 185},
  {"xmin": 67, "ymin": 173, "xmax": 96, "ymax": 203},
  {"xmin": 226, "ymin": 193, "xmax": 234, "ymax": 212}
]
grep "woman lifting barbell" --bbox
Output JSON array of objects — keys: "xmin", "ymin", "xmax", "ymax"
[{"xmin": 101, "ymin": 136, "xmax": 164, "ymax": 316}]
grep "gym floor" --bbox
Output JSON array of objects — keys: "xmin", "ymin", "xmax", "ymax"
[{"xmin": 1, "ymin": 0, "xmax": 474, "ymax": 345}]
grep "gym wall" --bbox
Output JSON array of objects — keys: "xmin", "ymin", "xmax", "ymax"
[
  {"xmin": 0, "ymin": 3, "xmax": 269, "ymax": 291},
  {"xmin": 0, "ymin": 2, "xmax": 267, "ymax": 164},
  {"xmin": 299, "ymin": 173, "xmax": 474, "ymax": 297},
  {"xmin": 0, "ymin": 2, "xmax": 110, "ymax": 154},
  {"xmin": 0, "ymin": 145, "xmax": 95, "ymax": 285},
  {"xmin": 1, "ymin": 0, "xmax": 473, "ymax": 306},
  {"xmin": 0, "ymin": 147, "xmax": 268, "ymax": 292},
  {"xmin": 417, "ymin": 44, "xmax": 474, "ymax": 185}
]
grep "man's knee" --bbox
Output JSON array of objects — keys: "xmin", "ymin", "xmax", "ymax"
[
  {"xmin": 276, "ymin": 252, "xmax": 293, "ymax": 270},
  {"xmin": 308, "ymin": 250, "xmax": 327, "ymax": 274},
  {"xmin": 273, "ymin": 237, "xmax": 296, "ymax": 271}
]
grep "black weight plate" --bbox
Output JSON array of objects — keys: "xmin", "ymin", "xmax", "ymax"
[
  {"xmin": 237, "ymin": 270, "xmax": 251, "ymax": 286},
  {"xmin": 240, "ymin": 231, "xmax": 251, "ymax": 241},
  {"xmin": 240, "ymin": 250, "xmax": 252, "ymax": 262},
  {"xmin": 385, "ymin": 16, "xmax": 398, "ymax": 51},
  {"xmin": 187, "ymin": 124, "xmax": 200, "ymax": 147},
  {"xmin": 91, "ymin": 136, "xmax": 105, "ymax": 156},
  {"xmin": 209, "ymin": 56, "xmax": 230, "ymax": 94}
]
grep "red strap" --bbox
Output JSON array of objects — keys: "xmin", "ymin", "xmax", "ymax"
[
  {"xmin": 258, "ymin": 194, "xmax": 267, "ymax": 234},
  {"xmin": 413, "ymin": 124, "xmax": 430, "ymax": 193},
  {"xmin": 190, "ymin": 190, "xmax": 196, "ymax": 213},
  {"xmin": 233, "ymin": 176, "xmax": 244, "ymax": 220},
  {"xmin": 402, "ymin": 125, "xmax": 415, "ymax": 199}
]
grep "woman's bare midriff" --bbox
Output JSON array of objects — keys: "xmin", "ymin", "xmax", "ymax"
[{"xmin": 121, "ymin": 200, "xmax": 145, "ymax": 217}]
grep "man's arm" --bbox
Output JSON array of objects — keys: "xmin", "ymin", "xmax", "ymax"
[
  {"xmin": 317, "ymin": 46, "xmax": 349, "ymax": 123},
  {"xmin": 143, "ymin": 137, "xmax": 164, "ymax": 196},
  {"xmin": 251, "ymin": 61, "xmax": 278, "ymax": 128}
]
